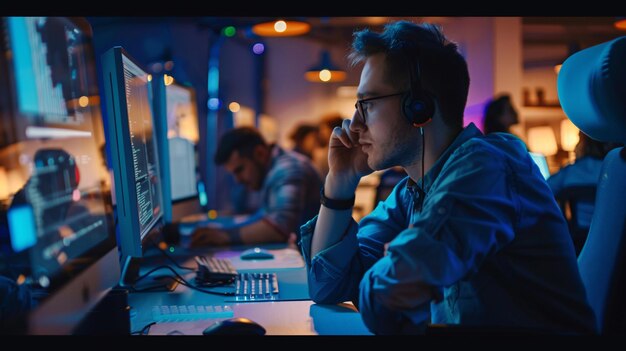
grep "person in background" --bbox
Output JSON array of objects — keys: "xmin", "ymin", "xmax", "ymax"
[
  {"xmin": 548, "ymin": 131, "xmax": 622, "ymax": 253},
  {"xmin": 549, "ymin": 131, "xmax": 621, "ymax": 195},
  {"xmin": 289, "ymin": 124, "xmax": 319, "ymax": 160},
  {"xmin": 300, "ymin": 20, "xmax": 596, "ymax": 334},
  {"xmin": 192, "ymin": 127, "xmax": 322, "ymax": 246},
  {"xmin": 313, "ymin": 113, "xmax": 345, "ymax": 178},
  {"xmin": 482, "ymin": 94, "xmax": 519, "ymax": 134}
]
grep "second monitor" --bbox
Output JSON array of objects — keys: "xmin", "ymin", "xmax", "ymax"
[{"xmin": 101, "ymin": 46, "xmax": 167, "ymax": 288}]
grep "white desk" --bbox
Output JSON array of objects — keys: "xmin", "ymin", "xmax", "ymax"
[
  {"xmin": 129, "ymin": 245, "xmax": 372, "ymax": 335},
  {"xmin": 146, "ymin": 300, "xmax": 371, "ymax": 335}
]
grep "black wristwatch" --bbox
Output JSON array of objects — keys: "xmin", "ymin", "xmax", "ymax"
[{"xmin": 320, "ymin": 186, "xmax": 355, "ymax": 210}]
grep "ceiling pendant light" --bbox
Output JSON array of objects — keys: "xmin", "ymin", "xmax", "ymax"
[
  {"xmin": 305, "ymin": 50, "xmax": 346, "ymax": 83},
  {"xmin": 251, "ymin": 19, "xmax": 310, "ymax": 37}
]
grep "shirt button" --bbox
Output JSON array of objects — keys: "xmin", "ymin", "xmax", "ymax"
[{"xmin": 437, "ymin": 207, "xmax": 446, "ymax": 215}]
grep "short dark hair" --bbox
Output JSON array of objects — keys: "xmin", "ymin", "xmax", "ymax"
[
  {"xmin": 483, "ymin": 94, "xmax": 519, "ymax": 134},
  {"xmin": 214, "ymin": 127, "xmax": 267, "ymax": 165},
  {"xmin": 320, "ymin": 113, "xmax": 344, "ymax": 130},
  {"xmin": 348, "ymin": 20, "xmax": 469, "ymax": 130},
  {"xmin": 290, "ymin": 124, "xmax": 319, "ymax": 144}
]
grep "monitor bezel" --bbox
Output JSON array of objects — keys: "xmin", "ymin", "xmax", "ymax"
[{"xmin": 101, "ymin": 46, "xmax": 164, "ymax": 259}]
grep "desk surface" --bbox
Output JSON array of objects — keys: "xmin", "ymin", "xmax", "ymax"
[
  {"xmin": 130, "ymin": 245, "xmax": 372, "ymax": 335},
  {"xmin": 144, "ymin": 300, "xmax": 370, "ymax": 335}
]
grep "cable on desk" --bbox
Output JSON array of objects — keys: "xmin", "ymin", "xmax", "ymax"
[
  {"xmin": 148, "ymin": 237, "xmax": 195, "ymax": 271},
  {"xmin": 130, "ymin": 265, "xmax": 235, "ymax": 296},
  {"xmin": 130, "ymin": 321, "xmax": 156, "ymax": 335}
]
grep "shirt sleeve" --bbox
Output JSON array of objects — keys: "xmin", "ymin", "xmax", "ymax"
[
  {"xmin": 358, "ymin": 143, "xmax": 519, "ymax": 334},
  {"xmin": 263, "ymin": 169, "xmax": 311, "ymax": 239},
  {"xmin": 299, "ymin": 178, "xmax": 411, "ymax": 305}
]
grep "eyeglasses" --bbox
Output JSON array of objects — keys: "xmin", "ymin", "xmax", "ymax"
[{"xmin": 355, "ymin": 92, "xmax": 406, "ymax": 124}]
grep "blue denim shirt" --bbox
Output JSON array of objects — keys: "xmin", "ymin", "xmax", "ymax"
[{"xmin": 300, "ymin": 123, "xmax": 597, "ymax": 334}]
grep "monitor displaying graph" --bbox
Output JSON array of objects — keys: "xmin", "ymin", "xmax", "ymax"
[{"xmin": 0, "ymin": 16, "xmax": 118, "ymax": 334}]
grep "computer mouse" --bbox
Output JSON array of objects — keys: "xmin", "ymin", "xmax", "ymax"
[
  {"xmin": 202, "ymin": 317, "xmax": 266, "ymax": 335},
  {"xmin": 240, "ymin": 247, "xmax": 274, "ymax": 260}
]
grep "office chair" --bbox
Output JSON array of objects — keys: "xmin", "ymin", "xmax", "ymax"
[
  {"xmin": 557, "ymin": 35, "xmax": 626, "ymax": 334},
  {"xmin": 554, "ymin": 185, "xmax": 597, "ymax": 256}
]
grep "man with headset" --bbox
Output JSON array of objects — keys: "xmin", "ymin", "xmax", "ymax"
[{"xmin": 299, "ymin": 21, "xmax": 596, "ymax": 334}]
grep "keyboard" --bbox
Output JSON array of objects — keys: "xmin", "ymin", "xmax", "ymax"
[
  {"xmin": 232, "ymin": 272, "xmax": 279, "ymax": 302},
  {"xmin": 151, "ymin": 304, "xmax": 234, "ymax": 322},
  {"xmin": 195, "ymin": 256, "xmax": 238, "ymax": 284}
]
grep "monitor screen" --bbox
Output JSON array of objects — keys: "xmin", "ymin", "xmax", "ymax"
[
  {"xmin": 100, "ymin": 47, "xmax": 164, "ymax": 260},
  {"xmin": 152, "ymin": 79, "xmax": 202, "ymax": 222},
  {"xmin": 165, "ymin": 83, "xmax": 199, "ymax": 144},
  {"xmin": 0, "ymin": 17, "xmax": 118, "ymax": 334},
  {"xmin": 530, "ymin": 152, "xmax": 551, "ymax": 180},
  {"xmin": 169, "ymin": 136, "xmax": 198, "ymax": 202}
]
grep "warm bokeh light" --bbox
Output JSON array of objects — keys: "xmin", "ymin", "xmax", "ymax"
[
  {"xmin": 0, "ymin": 167, "xmax": 8, "ymax": 200},
  {"xmin": 252, "ymin": 20, "xmax": 310, "ymax": 37},
  {"xmin": 554, "ymin": 64, "xmax": 562, "ymax": 75},
  {"xmin": 164, "ymin": 61, "xmax": 174, "ymax": 71},
  {"xmin": 305, "ymin": 70, "xmax": 347, "ymax": 83},
  {"xmin": 147, "ymin": 74, "xmax": 152, "ymax": 82},
  {"xmin": 560, "ymin": 119, "xmax": 580, "ymax": 152},
  {"xmin": 614, "ymin": 18, "xmax": 626, "ymax": 30},
  {"xmin": 319, "ymin": 69, "xmax": 331, "ymax": 82},
  {"xmin": 78, "ymin": 96, "xmax": 89, "ymax": 107},
  {"xmin": 163, "ymin": 74, "xmax": 174, "ymax": 86},
  {"xmin": 274, "ymin": 20, "xmax": 287, "ymax": 33},
  {"xmin": 229, "ymin": 102, "xmax": 241, "ymax": 113},
  {"xmin": 208, "ymin": 210, "xmax": 218, "ymax": 219},
  {"xmin": 528, "ymin": 126, "xmax": 558, "ymax": 156}
]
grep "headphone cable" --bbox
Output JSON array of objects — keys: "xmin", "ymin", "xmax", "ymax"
[{"xmin": 418, "ymin": 127, "xmax": 426, "ymax": 211}]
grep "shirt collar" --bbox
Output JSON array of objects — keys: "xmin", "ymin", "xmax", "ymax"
[{"xmin": 407, "ymin": 122, "xmax": 483, "ymax": 193}]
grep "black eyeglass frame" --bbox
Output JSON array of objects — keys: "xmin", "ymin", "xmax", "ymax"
[{"xmin": 355, "ymin": 92, "xmax": 407, "ymax": 124}]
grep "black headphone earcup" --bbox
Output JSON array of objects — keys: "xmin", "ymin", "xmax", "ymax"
[
  {"xmin": 402, "ymin": 91, "xmax": 435, "ymax": 126},
  {"xmin": 401, "ymin": 92, "xmax": 414, "ymax": 124}
]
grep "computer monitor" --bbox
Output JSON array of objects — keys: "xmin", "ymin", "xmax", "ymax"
[
  {"xmin": 100, "ymin": 46, "xmax": 167, "ymax": 288},
  {"xmin": 530, "ymin": 152, "xmax": 551, "ymax": 180},
  {"xmin": 165, "ymin": 82, "xmax": 199, "ymax": 144},
  {"xmin": 0, "ymin": 17, "xmax": 119, "ymax": 334},
  {"xmin": 165, "ymin": 83, "xmax": 203, "ymax": 211},
  {"xmin": 152, "ymin": 79, "xmax": 203, "ymax": 222}
]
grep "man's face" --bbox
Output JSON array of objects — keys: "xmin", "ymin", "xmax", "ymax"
[
  {"xmin": 224, "ymin": 149, "xmax": 265, "ymax": 191},
  {"xmin": 350, "ymin": 53, "xmax": 420, "ymax": 170}
]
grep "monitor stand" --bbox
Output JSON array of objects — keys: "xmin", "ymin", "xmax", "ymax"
[{"xmin": 119, "ymin": 256, "xmax": 179, "ymax": 293}]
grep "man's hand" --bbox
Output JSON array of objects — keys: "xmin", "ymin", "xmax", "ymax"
[
  {"xmin": 190, "ymin": 227, "xmax": 231, "ymax": 247},
  {"xmin": 324, "ymin": 119, "xmax": 374, "ymax": 198}
]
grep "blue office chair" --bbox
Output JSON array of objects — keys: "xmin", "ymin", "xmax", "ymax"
[{"xmin": 557, "ymin": 35, "xmax": 626, "ymax": 334}]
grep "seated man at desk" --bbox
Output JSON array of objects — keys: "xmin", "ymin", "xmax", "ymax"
[
  {"xmin": 192, "ymin": 127, "xmax": 322, "ymax": 247},
  {"xmin": 300, "ymin": 20, "xmax": 596, "ymax": 334}
]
